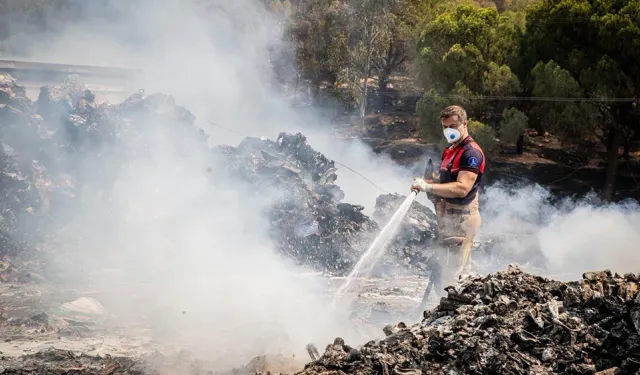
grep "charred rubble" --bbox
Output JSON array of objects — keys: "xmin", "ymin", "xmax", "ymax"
[
  {"xmin": 300, "ymin": 265, "xmax": 640, "ymax": 375},
  {"xmin": 211, "ymin": 132, "xmax": 380, "ymax": 274},
  {"xmin": 1, "ymin": 72, "xmax": 445, "ymax": 278}
]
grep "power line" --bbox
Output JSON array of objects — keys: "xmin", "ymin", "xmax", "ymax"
[
  {"xmin": 332, "ymin": 161, "xmax": 389, "ymax": 193},
  {"xmin": 329, "ymin": 87, "xmax": 637, "ymax": 103},
  {"xmin": 435, "ymin": 94, "xmax": 636, "ymax": 103},
  {"xmin": 205, "ymin": 121, "xmax": 247, "ymax": 137},
  {"xmin": 364, "ymin": 89, "xmax": 637, "ymax": 103}
]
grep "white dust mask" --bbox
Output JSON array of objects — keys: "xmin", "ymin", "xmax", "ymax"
[{"xmin": 443, "ymin": 128, "xmax": 462, "ymax": 143}]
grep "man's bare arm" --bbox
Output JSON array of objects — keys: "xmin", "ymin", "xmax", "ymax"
[{"xmin": 430, "ymin": 170, "xmax": 478, "ymax": 198}]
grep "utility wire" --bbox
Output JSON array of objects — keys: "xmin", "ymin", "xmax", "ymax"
[
  {"xmin": 205, "ymin": 121, "xmax": 390, "ymax": 193},
  {"xmin": 332, "ymin": 161, "xmax": 389, "ymax": 194},
  {"xmin": 205, "ymin": 121, "xmax": 247, "ymax": 137},
  {"xmin": 369, "ymin": 90, "xmax": 637, "ymax": 102},
  {"xmin": 434, "ymin": 95, "xmax": 636, "ymax": 103}
]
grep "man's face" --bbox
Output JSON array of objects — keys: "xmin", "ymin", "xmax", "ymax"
[{"xmin": 441, "ymin": 115, "xmax": 466, "ymax": 133}]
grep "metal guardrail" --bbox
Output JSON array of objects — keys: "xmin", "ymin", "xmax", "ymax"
[
  {"xmin": 0, "ymin": 59, "xmax": 141, "ymax": 77},
  {"xmin": 0, "ymin": 59, "xmax": 143, "ymax": 102}
]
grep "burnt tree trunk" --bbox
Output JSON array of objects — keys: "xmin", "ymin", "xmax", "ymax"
[
  {"xmin": 360, "ymin": 32, "xmax": 374, "ymax": 131},
  {"xmin": 623, "ymin": 138, "xmax": 630, "ymax": 160},
  {"xmin": 516, "ymin": 135, "xmax": 525, "ymax": 154},
  {"xmin": 378, "ymin": 71, "xmax": 389, "ymax": 110},
  {"xmin": 602, "ymin": 124, "xmax": 622, "ymax": 202}
]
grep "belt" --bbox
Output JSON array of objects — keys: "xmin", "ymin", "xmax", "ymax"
[
  {"xmin": 436, "ymin": 200, "xmax": 473, "ymax": 215},
  {"xmin": 445, "ymin": 208, "xmax": 471, "ymax": 215}
]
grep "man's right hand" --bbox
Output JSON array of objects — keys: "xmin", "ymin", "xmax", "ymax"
[{"xmin": 411, "ymin": 177, "xmax": 433, "ymax": 193}]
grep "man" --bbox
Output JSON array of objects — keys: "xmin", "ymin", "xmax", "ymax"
[{"xmin": 410, "ymin": 105, "xmax": 486, "ymax": 297}]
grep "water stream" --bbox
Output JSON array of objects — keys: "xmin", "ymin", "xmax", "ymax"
[{"xmin": 334, "ymin": 192, "xmax": 417, "ymax": 297}]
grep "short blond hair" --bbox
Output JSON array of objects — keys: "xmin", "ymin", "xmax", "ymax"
[{"xmin": 440, "ymin": 105, "xmax": 467, "ymax": 122}]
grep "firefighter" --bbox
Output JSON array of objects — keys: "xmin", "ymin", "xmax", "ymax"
[{"xmin": 410, "ymin": 105, "xmax": 486, "ymax": 294}]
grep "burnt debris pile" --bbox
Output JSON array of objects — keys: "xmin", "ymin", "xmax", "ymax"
[
  {"xmin": 0, "ymin": 73, "xmax": 44, "ymax": 261},
  {"xmin": 212, "ymin": 132, "xmax": 380, "ymax": 274},
  {"xmin": 301, "ymin": 266, "xmax": 640, "ymax": 375},
  {"xmin": 0, "ymin": 74, "xmax": 204, "ymax": 264},
  {"xmin": 0, "ymin": 73, "xmax": 445, "ymax": 277}
]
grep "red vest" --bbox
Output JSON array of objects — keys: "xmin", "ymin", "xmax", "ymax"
[{"xmin": 439, "ymin": 136, "xmax": 485, "ymax": 205}]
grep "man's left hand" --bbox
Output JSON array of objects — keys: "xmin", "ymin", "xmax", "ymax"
[{"xmin": 411, "ymin": 177, "xmax": 433, "ymax": 193}]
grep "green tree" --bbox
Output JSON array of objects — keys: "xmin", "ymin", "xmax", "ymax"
[
  {"xmin": 372, "ymin": 0, "xmax": 433, "ymax": 95},
  {"xmin": 286, "ymin": 0, "xmax": 349, "ymax": 88},
  {"xmin": 416, "ymin": 5, "xmax": 521, "ymax": 94},
  {"xmin": 415, "ymin": 5, "xmax": 522, "ymax": 141},
  {"xmin": 527, "ymin": 60, "xmax": 586, "ymax": 137},
  {"xmin": 499, "ymin": 107, "xmax": 528, "ymax": 153},
  {"xmin": 468, "ymin": 119, "xmax": 497, "ymax": 156},
  {"xmin": 519, "ymin": 0, "xmax": 640, "ymax": 201},
  {"xmin": 343, "ymin": 0, "xmax": 397, "ymax": 126}
]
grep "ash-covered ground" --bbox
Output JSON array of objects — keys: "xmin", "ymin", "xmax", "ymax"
[{"xmin": 2, "ymin": 74, "xmax": 634, "ymax": 375}]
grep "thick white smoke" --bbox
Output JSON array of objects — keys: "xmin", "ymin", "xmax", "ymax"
[{"xmin": 479, "ymin": 182, "xmax": 640, "ymax": 281}]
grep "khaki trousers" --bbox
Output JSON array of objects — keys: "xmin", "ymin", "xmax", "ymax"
[{"xmin": 434, "ymin": 194, "xmax": 481, "ymax": 285}]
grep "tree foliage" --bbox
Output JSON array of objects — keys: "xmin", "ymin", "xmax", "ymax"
[
  {"xmin": 527, "ymin": 60, "xmax": 588, "ymax": 138},
  {"xmin": 286, "ymin": 0, "xmax": 350, "ymax": 86},
  {"xmin": 468, "ymin": 119, "xmax": 497, "ymax": 155},
  {"xmin": 499, "ymin": 107, "xmax": 528, "ymax": 148},
  {"xmin": 415, "ymin": 4, "xmax": 523, "ymax": 152},
  {"xmin": 286, "ymin": 0, "xmax": 433, "ymax": 112},
  {"xmin": 416, "ymin": 5, "xmax": 521, "ymax": 94},
  {"xmin": 518, "ymin": 0, "xmax": 640, "ymax": 200},
  {"xmin": 410, "ymin": 0, "xmax": 640, "ymax": 199}
]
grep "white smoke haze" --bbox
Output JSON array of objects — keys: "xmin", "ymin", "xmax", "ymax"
[
  {"xmin": 479, "ymin": 183, "xmax": 640, "ymax": 280},
  {"xmin": 3, "ymin": 0, "xmax": 640, "ymax": 370}
]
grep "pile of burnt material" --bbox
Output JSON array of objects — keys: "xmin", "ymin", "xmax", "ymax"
[
  {"xmin": 300, "ymin": 266, "xmax": 640, "ymax": 374},
  {"xmin": 0, "ymin": 74, "xmax": 207, "ymax": 271},
  {"xmin": 211, "ymin": 132, "xmax": 380, "ymax": 274},
  {"xmin": 0, "ymin": 73, "xmax": 48, "ymax": 261}
]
